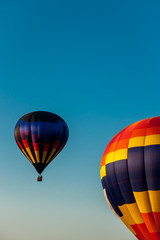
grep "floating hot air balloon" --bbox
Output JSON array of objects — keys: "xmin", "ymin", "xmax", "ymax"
[
  {"xmin": 14, "ymin": 111, "xmax": 69, "ymax": 181},
  {"xmin": 100, "ymin": 117, "xmax": 160, "ymax": 240}
]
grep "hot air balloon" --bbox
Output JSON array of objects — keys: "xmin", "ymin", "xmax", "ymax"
[
  {"xmin": 100, "ymin": 117, "xmax": 160, "ymax": 240},
  {"xmin": 14, "ymin": 111, "xmax": 69, "ymax": 181}
]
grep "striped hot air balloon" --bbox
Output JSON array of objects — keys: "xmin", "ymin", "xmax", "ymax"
[
  {"xmin": 14, "ymin": 111, "xmax": 69, "ymax": 181},
  {"xmin": 100, "ymin": 117, "xmax": 160, "ymax": 240}
]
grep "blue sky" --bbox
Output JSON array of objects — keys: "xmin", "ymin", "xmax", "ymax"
[{"xmin": 0, "ymin": 0, "xmax": 160, "ymax": 239}]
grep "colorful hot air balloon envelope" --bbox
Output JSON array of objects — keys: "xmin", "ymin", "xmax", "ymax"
[
  {"xmin": 14, "ymin": 111, "xmax": 69, "ymax": 181},
  {"xmin": 100, "ymin": 117, "xmax": 160, "ymax": 240}
]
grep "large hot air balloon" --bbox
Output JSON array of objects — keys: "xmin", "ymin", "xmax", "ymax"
[
  {"xmin": 100, "ymin": 117, "xmax": 160, "ymax": 240},
  {"xmin": 14, "ymin": 111, "xmax": 69, "ymax": 181}
]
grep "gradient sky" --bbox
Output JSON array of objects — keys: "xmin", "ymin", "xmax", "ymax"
[{"xmin": 0, "ymin": 0, "xmax": 160, "ymax": 239}]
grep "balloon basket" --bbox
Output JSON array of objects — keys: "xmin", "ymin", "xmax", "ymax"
[{"xmin": 37, "ymin": 175, "xmax": 42, "ymax": 182}]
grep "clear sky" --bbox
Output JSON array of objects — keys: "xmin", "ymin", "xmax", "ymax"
[{"xmin": 0, "ymin": 0, "xmax": 160, "ymax": 239}]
